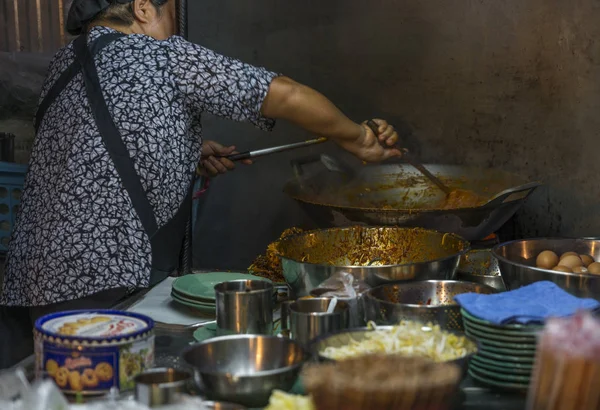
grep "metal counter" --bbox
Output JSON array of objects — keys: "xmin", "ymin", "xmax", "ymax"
[
  {"xmin": 11, "ymin": 289, "xmax": 526, "ymax": 409},
  {"xmin": 149, "ymin": 326, "xmax": 526, "ymax": 410}
]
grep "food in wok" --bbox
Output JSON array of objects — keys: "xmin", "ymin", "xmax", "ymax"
[
  {"xmin": 319, "ymin": 321, "xmax": 476, "ymax": 362},
  {"xmin": 442, "ymin": 188, "xmax": 485, "ymax": 209}
]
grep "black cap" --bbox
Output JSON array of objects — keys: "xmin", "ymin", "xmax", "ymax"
[{"xmin": 66, "ymin": 0, "xmax": 133, "ymax": 36}]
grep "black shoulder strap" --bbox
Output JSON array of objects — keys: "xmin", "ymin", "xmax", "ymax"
[
  {"xmin": 35, "ymin": 33, "xmax": 126, "ymax": 133},
  {"xmin": 72, "ymin": 34, "xmax": 159, "ymax": 237}
]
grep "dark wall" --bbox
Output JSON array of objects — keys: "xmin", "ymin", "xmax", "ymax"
[{"xmin": 190, "ymin": 0, "xmax": 600, "ymax": 269}]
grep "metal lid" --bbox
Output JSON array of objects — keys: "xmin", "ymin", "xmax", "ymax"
[{"xmin": 35, "ymin": 309, "xmax": 154, "ymax": 342}]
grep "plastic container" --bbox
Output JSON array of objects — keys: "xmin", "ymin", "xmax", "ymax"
[{"xmin": 0, "ymin": 161, "xmax": 27, "ymax": 252}]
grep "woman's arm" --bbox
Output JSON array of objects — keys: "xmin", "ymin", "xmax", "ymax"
[
  {"xmin": 261, "ymin": 76, "xmax": 402, "ymax": 162},
  {"xmin": 166, "ymin": 39, "xmax": 401, "ymax": 163}
]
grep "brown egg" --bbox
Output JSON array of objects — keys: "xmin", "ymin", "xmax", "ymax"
[
  {"xmin": 553, "ymin": 265, "xmax": 572, "ymax": 273},
  {"xmin": 580, "ymin": 254, "xmax": 595, "ymax": 267},
  {"xmin": 558, "ymin": 255, "xmax": 584, "ymax": 269},
  {"xmin": 588, "ymin": 262, "xmax": 600, "ymax": 275},
  {"xmin": 572, "ymin": 266, "xmax": 588, "ymax": 274},
  {"xmin": 560, "ymin": 251, "xmax": 579, "ymax": 260},
  {"xmin": 536, "ymin": 250, "xmax": 559, "ymax": 269}
]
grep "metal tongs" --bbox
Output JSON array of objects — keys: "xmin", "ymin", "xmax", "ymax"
[{"xmin": 218, "ymin": 137, "xmax": 328, "ymax": 161}]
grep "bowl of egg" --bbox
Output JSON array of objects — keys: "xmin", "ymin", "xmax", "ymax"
[{"xmin": 492, "ymin": 238, "xmax": 600, "ymax": 300}]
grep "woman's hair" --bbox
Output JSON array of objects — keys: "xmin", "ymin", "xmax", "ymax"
[{"xmin": 94, "ymin": 0, "xmax": 169, "ymax": 27}]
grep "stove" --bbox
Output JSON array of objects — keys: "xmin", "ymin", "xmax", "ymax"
[{"xmin": 469, "ymin": 233, "xmax": 500, "ymax": 250}]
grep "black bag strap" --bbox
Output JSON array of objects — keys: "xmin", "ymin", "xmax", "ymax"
[
  {"xmin": 72, "ymin": 34, "xmax": 159, "ymax": 237},
  {"xmin": 35, "ymin": 33, "xmax": 126, "ymax": 132}
]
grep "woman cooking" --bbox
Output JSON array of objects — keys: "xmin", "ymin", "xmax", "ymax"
[{"xmin": 0, "ymin": 0, "xmax": 403, "ymax": 369}]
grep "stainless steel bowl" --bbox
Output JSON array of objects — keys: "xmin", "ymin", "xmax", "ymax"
[
  {"xmin": 182, "ymin": 335, "xmax": 308, "ymax": 408},
  {"xmin": 201, "ymin": 401, "xmax": 247, "ymax": 410},
  {"xmin": 493, "ymin": 238, "xmax": 600, "ymax": 299},
  {"xmin": 134, "ymin": 368, "xmax": 192, "ymax": 407},
  {"xmin": 363, "ymin": 280, "xmax": 497, "ymax": 331},
  {"xmin": 276, "ymin": 226, "xmax": 469, "ymax": 297},
  {"xmin": 456, "ymin": 249, "xmax": 506, "ymax": 291},
  {"xmin": 309, "ymin": 326, "xmax": 478, "ymax": 379}
]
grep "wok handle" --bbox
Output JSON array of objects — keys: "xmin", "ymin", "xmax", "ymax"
[
  {"xmin": 484, "ymin": 181, "xmax": 542, "ymax": 207},
  {"xmin": 291, "ymin": 155, "xmax": 323, "ymax": 179}
]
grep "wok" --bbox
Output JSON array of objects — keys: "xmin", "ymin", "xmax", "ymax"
[{"xmin": 284, "ymin": 162, "xmax": 540, "ymax": 241}]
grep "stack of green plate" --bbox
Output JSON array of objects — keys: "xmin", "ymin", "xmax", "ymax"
[
  {"xmin": 171, "ymin": 272, "xmax": 271, "ymax": 314},
  {"xmin": 461, "ymin": 308, "xmax": 542, "ymax": 392}
]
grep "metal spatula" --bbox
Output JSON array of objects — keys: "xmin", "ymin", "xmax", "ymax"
[{"xmin": 365, "ymin": 120, "xmax": 452, "ymax": 195}]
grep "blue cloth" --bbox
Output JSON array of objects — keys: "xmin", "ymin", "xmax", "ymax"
[{"xmin": 454, "ymin": 281, "xmax": 600, "ymax": 325}]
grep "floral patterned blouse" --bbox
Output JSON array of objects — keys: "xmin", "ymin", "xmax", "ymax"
[{"xmin": 0, "ymin": 26, "xmax": 277, "ymax": 307}]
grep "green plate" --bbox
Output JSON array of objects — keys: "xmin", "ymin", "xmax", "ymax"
[
  {"xmin": 172, "ymin": 272, "xmax": 271, "ymax": 301},
  {"xmin": 472, "ymin": 354, "xmax": 534, "ymax": 371},
  {"xmin": 470, "ymin": 362, "xmax": 531, "ymax": 383},
  {"xmin": 171, "ymin": 293, "xmax": 216, "ymax": 314},
  {"xmin": 192, "ymin": 322, "xmax": 217, "ymax": 342},
  {"xmin": 477, "ymin": 350, "xmax": 536, "ymax": 364},
  {"xmin": 465, "ymin": 329, "xmax": 537, "ymax": 350},
  {"xmin": 471, "ymin": 357, "xmax": 532, "ymax": 376},
  {"xmin": 463, "ymin": 322, "xmax": 538, "ymax": 343},
  {"xmin": 171, "ymin": 290, "xmax": 215, "ymax": 305},
  {"xmin": 468, "ymin": 368, "xmax": 529, "ymax": 392},
  {"xmin": 479, "ymin": 343, "xmax": 536, "ymax": 357},
  {"xmin": 171, "ymin": 287, "xmax": 215, "ymax": 304},
  {"xmin": 461, "ymin": 309, "xmax": 543, "ymax": 332},
  {"xmin": 463, "ymin": 317, "xmax": 541, "ymax": 338}
]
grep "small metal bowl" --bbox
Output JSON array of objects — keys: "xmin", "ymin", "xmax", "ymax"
[
  {"xmin": 134, "ymin": 368, "xmax": 192, "ymax": 407},
  {"xmin": 493, "ymin": 238, "xmax": 600, "ymax": 299},
  {"xmin": 182, "ymin": 334, "xmax": 308, "ymax": 408},
  {"xmin": 309, "ymin": 326, "xmax": 479, "ymax": 380},
  {"xmin": 363, "ymin": 280, "xmax": 497, "ymax": 331},
  {"xmin": 456, "ymin": 249, "xmax": 506, "ymax": 291},
  {"xmin": 202, "ymin": 401, "xmax": 247, "ymax": 410}
]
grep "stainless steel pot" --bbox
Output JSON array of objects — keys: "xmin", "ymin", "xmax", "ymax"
[
  {"xmin": 456, "ymin": 249, "xmax": 506, "ymax": 291},
  {"xmin": 309, "ymin": 288, "xmax": 366, "ymax": 328},
  {"xmin": 285, "ymin": 162, "xmax": 539, "ymax": 241},
  {"xmin": 493, "ymin": 238, "xmax": 600, "ymax": 299},
  {"xmin": 363, "ymin": 280, "xmax": 497, "ymax": 331},
  {"xmin": 309, "ymin": 326, "xmax": 478, "ymax": 380},
  {"xmin": 280, "ymin": 297, "xmax": 350, "ymax": 346},
  {"xmin": 276, "ymin": 226, "xmax": 469, "ymax": 297}
]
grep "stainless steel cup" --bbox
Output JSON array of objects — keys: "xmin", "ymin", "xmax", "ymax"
[
  {"xmin": 134, "ymin": 368, "xmax": 191, "ymax": 407},
  {"xmin": 215, "ymin": 280, "xmax": 274, "ymax": 336},
  {"xmin": 309, "ymin": 288, "xmax": 366, "ymax": 328},
  {"xmin": 280, "ymin": 297, "xmax": 350, "ymax": 346}
]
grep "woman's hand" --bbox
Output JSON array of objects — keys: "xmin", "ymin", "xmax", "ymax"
[
  {"xmin": 343, "ymin": 119, "xmax": 403, "ymax": 163},
  {"xmin": 197, "ymin": 140, "xmax": 252, "ymax": 177}
]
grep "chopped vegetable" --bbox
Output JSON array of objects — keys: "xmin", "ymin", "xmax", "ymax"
[
  {"xmin": 320, "ymin": 321, "xmax": 474, "ymax": 362},
  {"xmin": 264, "ymin": 390, "xmax": 315, "ymax": 410}
]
